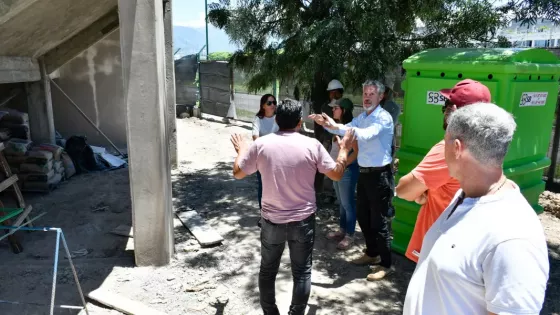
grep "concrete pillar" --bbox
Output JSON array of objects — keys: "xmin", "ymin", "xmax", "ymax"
[
  {"xmin": 118, "ymin": 0, "xmax": 174, "ymax": 266},
  {"xmin": 164, "ymin": 0, "xmax": 177, "ymax": 168},
  {"xmin": 25, "ymin": 58, "xmax": 56, "ymax": 144}
]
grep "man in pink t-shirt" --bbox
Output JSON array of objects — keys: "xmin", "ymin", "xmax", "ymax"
[{"xmin": 231, "ymin": 100, "xmax": 354, "ymax": 315}]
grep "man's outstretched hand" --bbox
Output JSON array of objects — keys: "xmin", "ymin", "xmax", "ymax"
[
  {"xmin": 308, "ymin": 113, "xmax": 338, "ymax": 130},
  {"xmin": 336, "ymin": 128, "xmax": 356, "ymax": 151},
  {"xmin": 230, "ymin": 134, "xmax": 248, "ymax": 154}
]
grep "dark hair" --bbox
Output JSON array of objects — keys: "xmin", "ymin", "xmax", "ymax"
[
  {"xmin": 329, "ymin": 106, "xmax": 353, "ymax": 141},
  {"xmin": 256, "ymin": 94, "xmax": 276, "ymax": 118},
  {"xmin": 275, "ymin": 100, "xmax": 302, "ymax": 130}
]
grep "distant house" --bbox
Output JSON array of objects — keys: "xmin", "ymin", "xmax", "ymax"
[{"xmin": 498, "ymin": 20, "xmax": 560, "ymax": 48}]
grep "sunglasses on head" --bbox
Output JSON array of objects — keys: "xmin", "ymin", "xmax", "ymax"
[{"xmin": 266, "ymin": 100, "xmax": 277, "ymax": 106}]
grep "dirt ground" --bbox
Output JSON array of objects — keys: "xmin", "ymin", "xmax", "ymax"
[{"xmin": 1, "ymin": 116, "xmax": 560, "ymax": 314}]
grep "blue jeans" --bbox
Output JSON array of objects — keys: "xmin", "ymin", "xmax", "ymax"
[
  {"xmin": 332, "ymin": 163, "xmax": 359, "ymax": 235},
  {"xmin": 257, "ymin": 171, "xmax": 262, "ymax": 209},
  {"xmin": 259, "ymin": 214, "xmax": 315, "ymax": 315}
]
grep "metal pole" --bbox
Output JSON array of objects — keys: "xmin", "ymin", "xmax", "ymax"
[
  {"xmin": 60, "ymin": 231, "xmax": 89, "ymax": 315},
  {"xmin": 205, "ymin": 0, "xmax": 209, "ymax": 58},
  {"xmin": 0, "ymin": 212, "xmax": 46, "ymax": 242},
  {"xmin": 50, "ymin": 229, "xmax": 61, "ymax": 315},
  {"xmin": 547, "ymin": 98, "xmax": 560, "ymax": 189},
  {"xmin": 49, "ymin": 78, "xmax": 125, "ymax": 156}
]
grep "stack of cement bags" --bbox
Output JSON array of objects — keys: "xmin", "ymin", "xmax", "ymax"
[
  {"xmin": 34, "ymin": 143, "xmax": 75, "ymax": 179},
  {"xmin": 0, "ymin": 110, "xmax": 30, "ymax": 140},
  {"xmin": 4, "ymin": 138, "xmax": 33, "ymax": 179},
  {"xmin": 20, "ymin": 144, "xmax": 68, "ymax": 191}
]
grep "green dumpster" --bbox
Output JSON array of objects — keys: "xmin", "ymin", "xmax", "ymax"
[{"xmin": 393, "ymin": 48, "xmax": 560, "ymax": 255}]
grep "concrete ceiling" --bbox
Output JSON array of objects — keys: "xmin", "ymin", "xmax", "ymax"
[{"xmin": 0, "ymin": 0, "xmax": 117, "ymax": 57}]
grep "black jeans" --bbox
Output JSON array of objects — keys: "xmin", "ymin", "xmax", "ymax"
[
  {"xmin": 259, "ymin": 214, "xmax": 315, "ymax": 315},
  {"xmin": 357, "ymin": 166, "xmax": 394, "ymax": 268}
]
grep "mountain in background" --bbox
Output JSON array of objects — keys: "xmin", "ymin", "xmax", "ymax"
[{"xmin": 173, "ymin": 26, "xmax": 238, "ymax": 57}]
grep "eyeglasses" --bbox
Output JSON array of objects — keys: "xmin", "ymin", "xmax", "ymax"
[
  {"xmin": 442, "ymin": 99, "xmax": 454, "ymax": 113},
  {"xmin": 266, "ymin": 101, "xmax": 277, "ymax": 106}
]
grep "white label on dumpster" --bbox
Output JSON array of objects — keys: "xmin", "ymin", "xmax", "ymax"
[
  {"xmin": 426, "ymin": 91, "xmax": 446, "ymax": 105},
  {"xmin": 520, "ymin": 92, "xmax": 548, "ymax": 107}
]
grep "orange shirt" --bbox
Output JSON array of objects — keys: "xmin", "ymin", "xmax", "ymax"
[{"xmin": 405, "ymin": 140, "xmax": 461, "ymax": 263}]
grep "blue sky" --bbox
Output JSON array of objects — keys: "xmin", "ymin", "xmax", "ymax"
[{"xmin": 173, "ymin": 1, "xmax": 237, "ymax": 29}]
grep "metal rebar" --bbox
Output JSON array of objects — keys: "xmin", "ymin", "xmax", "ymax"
[
  {"xmin": 0, "ymin": 212, "xmax": 47, "ymax": 242},
  {"xmin": 60, "ymin": 231, "xmax": 89, "ymax": 315},
  {"xmin": 50, "ymin": 229, "xmax": 61, "ymax": 315},
  {"xmin": 48, "ymin": 78, "xmax": 125, "ymax": 156}
]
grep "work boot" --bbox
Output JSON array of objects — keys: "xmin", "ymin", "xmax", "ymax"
[
  {"xmin": 337, "ymin": 235, "xmax": 354, "ymax": 250},
  {"xmin": 367, "ymin": 265, "xmax": 394, "ymax": 281},
  {"xmin": 326, "ymin": 229, "xmax": 345, "ymax": 241},
  {"xmin": 351, "ymin": 253, "xmax": 381, "ymax": 265}
]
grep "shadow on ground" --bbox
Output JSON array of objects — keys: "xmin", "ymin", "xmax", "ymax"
[
  {"xmin": 172, "ymin": 160, "xmax": 416, "ymax": 314},
  {"xmin": 542, "ymin": 242, "xmax": 560, "ymax": 314},
  {"xmin": 0, "ymin": 169, "xmax": 134, "ymax": 315}
]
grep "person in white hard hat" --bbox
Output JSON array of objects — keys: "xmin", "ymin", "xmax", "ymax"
[{"xmin": 315, "ymin": 80, "xmax": 355, "ymax": 195}]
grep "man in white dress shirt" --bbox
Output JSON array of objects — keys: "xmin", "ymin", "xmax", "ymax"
[
  {"xmin": 403, "ymin": 103, "xmax": 549, "ymax": 315},
  {"xmin": 310, "ymin": 79, "xmax": 395, "ymax": 280}
]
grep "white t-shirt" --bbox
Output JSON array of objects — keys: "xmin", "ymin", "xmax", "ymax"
[
  {"xmin": 252, "ymin": 116, "xmax": 279, "ymax": 138},
  {"xmin": 404, "ymin": 184, "xmax": 549, "ymax": 315}
]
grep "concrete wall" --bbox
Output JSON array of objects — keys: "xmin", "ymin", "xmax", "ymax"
[{"xmin": 51, "ymin": 29, "xmax": 126, "ymax": 149}]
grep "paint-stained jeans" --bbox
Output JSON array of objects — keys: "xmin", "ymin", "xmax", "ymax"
[{"xmin": 259, "ymin": 214, "xmax": 315, "ymax": 315}]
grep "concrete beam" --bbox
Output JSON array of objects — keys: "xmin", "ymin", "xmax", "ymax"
[
  {"xmin": 0, "ymin": 0, "xmax": 39, "ymax": 25},
  {"xmin": 25, "ymin": 58, "xmax": 56, "ymax": 144},
  {"xmin": 0, "ymin": 56, "xmax": 40, "ymax": 83},
  {"xmin": 164, "ymin": 0, "xmax": 177, "ymax": 168},
  {"xmin": 118, "ymin": 0, "xmax": 174, "ymax": 266},
  {"xmin": 43, "ymin": 8, "xmax": 119, "ymax": 74}
]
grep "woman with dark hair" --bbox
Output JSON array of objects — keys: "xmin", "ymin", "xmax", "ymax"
[
  {"xmin": 252, "ymin": 94, "xmax": 279, "ymax": 209},
  {"xmin": 325, "ymin": 99, "xmax": 359, "ymax": 249}
]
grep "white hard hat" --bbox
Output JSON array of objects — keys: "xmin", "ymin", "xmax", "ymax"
[{"xmin": 327, "ymin": 79, "xmax": 344, "ymax": 91}]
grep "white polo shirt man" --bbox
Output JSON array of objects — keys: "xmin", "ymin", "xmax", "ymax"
[{"xmin": 404, "ymin": 184, "xmax": 549, "ymax": 315}]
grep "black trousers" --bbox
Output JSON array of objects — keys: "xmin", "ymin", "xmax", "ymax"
[
  {"xmin": 357, "ymin": 166, "xmax": 394, "ymax": 268},
  {"xmin": 259, "ymin": 214, "xmax": 315, "ymax": 315}
]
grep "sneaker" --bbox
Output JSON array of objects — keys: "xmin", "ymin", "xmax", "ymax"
[
  {"xmin": 337, "ymin": 235, "xmax": 354, "ymax": 250},
  {"xmin": 351, "ymin": 253, "xmax": 381, "ymax": 265},
  {"xmin": 367, "ymin": 265, "xmax": 393, "ymax": 281},
  {"xmin": 326, "ymin": 230, "xmax": 345, "ymax": 241}
]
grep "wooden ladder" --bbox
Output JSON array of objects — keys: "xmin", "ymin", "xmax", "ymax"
[{"xmin": 0, "ymin": 143, "xmax": 33, "ymax": 253}]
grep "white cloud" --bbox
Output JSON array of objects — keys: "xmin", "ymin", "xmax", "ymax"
[{"xmin": 174, "ymin": 12, "xmax": 206, "ymax": 28}]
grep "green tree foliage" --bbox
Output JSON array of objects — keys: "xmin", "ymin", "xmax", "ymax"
[
  {"xmin": 208, "ymin": 0, "xmax": 504, "ymax": 115},
  {"xmin": 496, "ymin": 35, "xmax": 513, "ymax": 48},
  {"xmin": 208, "ymin": 51, "xmax": 233, "ymax": 61},
  {"xmin": 499, "ymin": 0, "xmax": 560, "ymax": 26}
]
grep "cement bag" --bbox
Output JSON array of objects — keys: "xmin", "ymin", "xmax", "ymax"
[
  {"xmin": 20, "ymin": 160, "xmax": 53, "ymax": 173},
  {"xmin": 24, "ymin": 173, "xmax": 62, "ymax": 191},
  {"xmin": 19, "ymin": 169, "xmax": 56, "ymax": 182},
  {"xmin": 61, "ymin": 152, "xmax": 76, "ymax": 178},
  {"xmin": 0, "ymin": 110, "xmax": 28, "ymax": 124},
  {"xmin": 33, "ymin": 144, "xmax": 63, "ymax": 161},
  {"xmin": 5, "ymin": 138, "xmax": 32, "ymax": 156}
]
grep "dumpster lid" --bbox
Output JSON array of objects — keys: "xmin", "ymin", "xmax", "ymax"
[{"xmin": 404, "ymin": 48, "xmax": 560, "ymax": 65}]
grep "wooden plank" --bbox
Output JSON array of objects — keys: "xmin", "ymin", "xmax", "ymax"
[
  {"xmin": 0, "ymin": 175, "xmax": 18, "ymax": 193},
  {"xmin": 88, "ymin": 288, "xmax": 169, "ymax": 315},
  {"xmin": 110, "ymin": 224, "xmax": 133, "ymax": 238},
  {"xmin": 13, "ymin": 205, "xmax": 32, "ymax": 227},
  {"xmin": 176, "ymin": 211, "xmax": 223, "ymax": 247}
]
